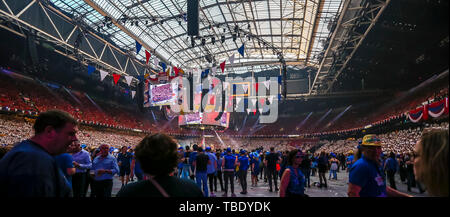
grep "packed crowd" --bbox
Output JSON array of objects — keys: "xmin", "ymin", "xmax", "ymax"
[{"xmin": 314, "ymin": 121, "xmax": 449, "ymax": 155}]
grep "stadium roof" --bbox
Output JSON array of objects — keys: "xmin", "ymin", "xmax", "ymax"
[{"xmin": 50, "ymin": 0, "xmax": 344, "ymax": 74}]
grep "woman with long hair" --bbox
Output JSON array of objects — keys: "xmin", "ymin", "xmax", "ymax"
[{"xmin": 414, "ymin": 127, "xmax": 448, "ymax": 196}]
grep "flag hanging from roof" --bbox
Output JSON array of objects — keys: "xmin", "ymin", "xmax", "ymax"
[
  {"xmin": 161, "ymin": 62, "xmax": 167, "ymax": 73},
  {"xmin": 136, "ymin": 41, "xmax": 142, "ymax": 54},
  {"xmin": 238, "ymin": 44, "xmax": 245, "ymax": 57},
  {"xmin": 145, "ymin": 50, "xmax": 151, "ymax": 64},
  {"xmin": 87, "ymin": 65, "xmax": 95, "ymax": 75},
  {"xmin": 99, "ymin": 70, "xmax": 108, "ymax": 81},
  {"xmin": 229, "ymin": 53, "xmax": 235, "ymax": 64},
  {"xmin": 112, "ymin": 73, "xmax": 121, "ymax": 85},
  {"xmin": 125, "ymin": 76, "xmax": 133, "ymax": 86},
  {"xmin": 220, "ymin": 61, "xmax": 226, "ymax": 73}
]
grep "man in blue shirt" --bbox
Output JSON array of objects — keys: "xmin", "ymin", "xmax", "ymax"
[
  {"xmin": 55, "ymin": 149, "xmax": 76, "ymax": 188},
  {"xmin": 346, "ymin": 150, "xmax": 354, "ymax": 172},
  {"xmin": 222, "ymin": 147, "xmax": 238, "ymax": 197},
  {"xmin": 384, "ymin": 152, "xmax": 399, "ymax": 190},
  {"xmin": 71, "ymin": 141, "xmax": 92, "ymax": 197},
  {"xmin": 205, "ymin": 147, "xmax": 217, "ymax": 197},
  {"xmin": 0, "ymin": 110, "xmax": 77, "ymax": 197},
  {"xmin": 91, "ymin": 144, "xmax": 119, "ymax": 197},
  {"xmin": 348, "ymin": 135, "xmax": 410, "ymax": 197},
  {"xmin": 237, "ymin": 150, "xmax": 249, "ymax": 194},
  {"xmin": 117, "ymin": 146, "xmax": 132, "ymax": 186},
  {"xmin": 188, "ymin": 144, "xmax": 198, "ymax": 180}
]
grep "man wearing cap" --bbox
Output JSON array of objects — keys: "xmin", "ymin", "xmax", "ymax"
[
  {"xmin": 71, "ymin": 140, "xmax": 92, "ymax": 197},
  {"xmin": 237, "ymin": 150, "xmax": 249, "ymax": 194},
  {"xmin": 348, "ymin": 135, "xmax": 411, "ymax": 197}
]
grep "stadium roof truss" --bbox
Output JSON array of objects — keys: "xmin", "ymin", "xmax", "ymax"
[
  {"xmin": 0, "ymin": 0, "xmax": 154, "ymax": 86},
  {"xmin": 308, "ymin": 0, "xmax": 391, "ymax": 95},
  {"xmin": 42, "ymin": 0, "xmax": 345, "ymax": 75}
]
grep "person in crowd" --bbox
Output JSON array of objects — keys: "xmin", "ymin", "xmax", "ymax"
[
  {"xmin": 346, "ymin": 150, "xmax": 354, "ymax": 173},
  {"xmin": 55, "ymin": 142, "xmax": 76, "ymax": 188},
  {"xmin": 405, "ymin": 152, "xmax": 425, "ymax": 193},
  {"xmin": 222, "ymin": 147, "xmax": 237, "ymax": 197},
  {"xmin": 176, "ymin": 147, "xmax": 185, "ymax": 178},
  {"xmin": 300, "ymin": 152, "xmax": 311, "ymax": 187},
  {"xmin": 338, "ymin": 153, "xmax": 346, "ymax": 172},
  {"xmin": 260, "ymin": 150, "xmax": 266, "ymax": 182},
  {"xmin": 251, "ymin": 151, "xmax": 260, "ymax": 187},
  {"xmin": 280, "ymin": 150, "xmax": 307, "ymax": 197},
  {"xmin": 216, "ymin": 151, "xmax": 224, "ymax": 192},
  {"xmin": 399, "ymin": 153, "xmax": 407, "ymax": 183},
  {"xmin": 193, "ymin": 147, "xmax": 210, "ymax": 197},
  {"xmin": 264, "ymin": 147, "xmax": 281, "ymax": 192},
  {"xmin": 311, "ymin": 156, "xmax": 317, "ymax": 176},
  {"xmin": 329, "ymin": 156, "xmax": 339, "ymax": 180},
  {"xmin": 205, "ymin": 147, "xmax": 217, "ymax": 197},
  {"xmin": 130, "ymin": 151, "xmax": 144, "ymax": 181},
  {"xmin": 237, "ymin": 150, "xmax": 249, "ymax": 194},
  {"xmin": 117, "ymin": 134, "xmax": 203, "ymax": 197},
  {"xmin": 414, "ymin": 127, "xmax": 448, "ymax": 196},
  {"xmin": 188, "ymin": 144, "xmax": 198, "ymax": 180},
  {"xmin": 117, "ymin": 146, "xmax": 132, "ymax": 187},
  {"xmin": 384, "ymin": 152, "xmax": 398, "ymax": 190},
  {"xmin": 71, "ymin": 141, "xmax": 92, "ymax": 197},
  {"xmin": 348, "ymin": 134, "xmax": 411, "ymax": 197},
  {"xmin": 0, "ymin": 110, "xmax": 77, "ymax": 197},
  {"xmin": 279, "ymin": 151, "xmax": 289, "ymax": 180},
  {"xmin": 317, "ymin": 152, "xmax": 328, "ymax": 188},
  {"xmin": 91, "ymin": 144, "xmax": 119, "ymax": 197}
]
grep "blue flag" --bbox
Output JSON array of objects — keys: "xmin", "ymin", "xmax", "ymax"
[
  {"xmin": 278, "ymin": 75, "xmax": 282, "ymax": 84},
  {"xmin": 238, "ymin": 44, "xmax": 245, "ymax": 57},
  {"xmin": 87, "ymin": 65, "xmax": 95, "ymax": 75},
  {"xmin": 161, "ymin": 62, "xmax": 167, "ymax": 72},
  {"xmin": 136, "ymin": 41, "xmax": 142, "ymax": 54},
  {"xmin": 137, "ymin": 75, "xmax": 144, "ymax": 82}
]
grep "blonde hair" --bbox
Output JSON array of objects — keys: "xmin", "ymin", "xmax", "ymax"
[{"xmin": 415, "ymin": 127, "xmax": 449, "ymax": 197}]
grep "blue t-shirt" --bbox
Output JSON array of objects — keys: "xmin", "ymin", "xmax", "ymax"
[
  {"xmin": 346, "ymin": 155, "xmax": 354, "ymax": 167},
  {"xmin": 189, "ymin": 151, "xmax": 198, "ymax": 170},
  {"xmin": 349, "ymin": 157, "xmax": 387, "ymax": 197},
  {"xmin": 251, "ymin": 157, "xmax": 260, "ymax": 171},
  {"xmin": 385, "ymin": 158, "xmax": 398, "ymax": 172},
  {"xmin": 206, "ymin": 152, "xmax": 217, "ymax": 174},
  {"xmin": 238, "ymin": 156, "xmax": 249, "ymax": 171},
  {"xmin": 224, "ymin": 154, "xmax": 236, "ymax": 170},
  {"xmin": 54, "ymin": 153, "xmax": 74, "ymax": 187},
  {"xmin": 117, "ymin": 152, "xmax": 132, "ymax": 169},
  {"xmin": 0, "ymin": 140, "xmax": 72, "ymax": 197}
]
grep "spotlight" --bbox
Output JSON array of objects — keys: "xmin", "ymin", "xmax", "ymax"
[
  {"xmin": 232, "ymin": 34, "xmax": 237, "ymax": 41},
  {"xmin": 201, "ymin": 38, "xmax": 206, "ymax": 46},
  {"xmin": 212, "ymin": 37, "xmax": 215, "ymax": 44},
  {"xmin": 221, "ymin": 35, "xmax": 225, "ymax": 43},
  {"xmin": 135, "ymin": 21, "xmax": 139, "ymax": 26}
]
